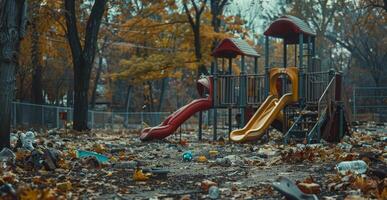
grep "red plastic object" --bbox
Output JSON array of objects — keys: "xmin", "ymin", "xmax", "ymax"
[{"xmin": 140, "ymin": 77, "xmax": 213, "ymax": 141}]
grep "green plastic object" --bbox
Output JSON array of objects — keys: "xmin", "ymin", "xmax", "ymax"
[{"xmin": 76, "ymin": 150, "xmax": 109, "ymax": 163}]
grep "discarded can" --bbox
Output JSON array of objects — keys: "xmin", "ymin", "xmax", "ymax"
[
  {"xmin": 182, "ymin": 151, "xmax": 193, "ymax": 162},
  {"xmin": 209, "ymin": 150, "xmax": 219, "ymax": 158},
  {"xmin": 208, "ymin": 186, "xmax": 220, "ymax": 199},
  {"xmin": 336, "ymin": 160, "xmax": 368, "ymax": 175}
]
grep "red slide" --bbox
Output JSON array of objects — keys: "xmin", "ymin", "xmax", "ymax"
[{"xmin": 140, "ymin": 77, "xmax": 213, "ymax": 141}]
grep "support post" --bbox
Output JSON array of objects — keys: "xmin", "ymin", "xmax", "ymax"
[
  {"xmin": 298, "ymin": 34, "xmax": 304, "ymax": 105},
  {"xmin": 283, "ymin": 41, "xmax": 287, "ymax": 68},
  {"xmin": 307, "ymin": 36, "xmax": 311, "ymax": 72},
  {"xmin": 265, "ymin": 36, "xmax": 270, "ymax": 97},
  {"xmin": 240, "ymin": 55, "xmax": 246, "ymax": 127},
  {"xmin": 198, "ymin": 111, "xmax": 202, "ymax": 140},
  {"xmin": 56, "ymin": 107, "xmax": 59, "ymax": 129},
  {"xmin": 213, "ymin": 59, "xmax": 218, "ymax": 141},
  {"xmin": 352, "ymin": 88, "xmax": 356, "ymax": 122},
  {"xmin": 254, "ymin": 57, "xmax": 258, "ymax": 74},
  {"xmin": 13, "ymin": 103, "xmax": 16, "ymax": 128},
  {"xmin": 228, "ymin": 57, "xmax": 232, "ymax": 138}
]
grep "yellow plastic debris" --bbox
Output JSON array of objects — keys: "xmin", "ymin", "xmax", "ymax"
[
  {"xmin": 56, "ymin": 181, "xmax": 72, "ymax": 192},
  {"xmin": 197, "ymin": 155, "xmax": 208, "ymax": 163},
  {"xmin": 133, "ymin": 169, "xmax": 149, "ymax": 181}
]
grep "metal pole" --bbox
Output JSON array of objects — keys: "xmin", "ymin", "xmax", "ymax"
[
  {"xmin": 265, "ymin": 36, "xmax": 270, "ymax": 96},
  {"xmin": 353, "ymin": 87, "xmax": 356, "ymax": 122},
  {"xmin": 240, "ymin": 55, "xmax": 246, "ymax": 126},
  {"xmin": 91, "ymin": 111, "xmax": 94, "ymax": 129},
  {"xmin": 294, "ymin": 44, "xmax": 297, "ymax": 67},
  {"xmin": 42, "ymin": 106, "xmax": 44, "ymax": 127},
  {"xmin": 283, "ymin": 40, "xmax": 287, "ymax": 68},
  {"xmin": 56, "ymin": 107, "xmax": 59, "ymax": 129},
  {"xmin": 13, "ymin": 103, "xmax": 16, "ymax": 127},
  {"xmin": 198, "ymin": 111, "xmax": 202, "ymax": 140},
  {"xmin": 299, "ymin": 33, "xmax": 304, "ymax": 105},
  {"xmin": 141, "ymin": 112, "xmax": 144, "ymax": 129},
  {"xmin": 213, "ymin": 58, "xmax": 218, "ymax": 141},
  {"xmin": 307, "ymin": 36, "xmax": 311, "ymax": 72},
  {"xmin": 228, "ymin": 57, "xmax": 232, "ymax": 138}
]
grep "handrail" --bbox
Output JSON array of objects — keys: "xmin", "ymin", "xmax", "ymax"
[{"xmin": 317, "ymin": 76, "xmax": 336, "ymax": 119}]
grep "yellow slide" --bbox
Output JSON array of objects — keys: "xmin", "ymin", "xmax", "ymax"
[
  {"xmin": 230, "ymin": 67, "xmax": 299, "ymax": 142},
  {"xmin": 230, "ymin": 93, "xmax": 293, "ymax": 142}
]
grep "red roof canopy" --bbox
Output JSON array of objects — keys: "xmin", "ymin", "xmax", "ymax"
[
  {"xmin": 211, "ymin": 38, "xmax": 260, "ymax": 58},
  {"xmin": 264, "ymin": 15, "xmax": 316, "ymax": 44}
]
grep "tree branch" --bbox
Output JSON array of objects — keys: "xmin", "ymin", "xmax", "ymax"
[
  {"xmin": 64, "ymin": 0, "xmax": 82, "ymax": 59},
  {"xmin": 83, "ymin": 0, "xmax": 108, "ymax": 64}
]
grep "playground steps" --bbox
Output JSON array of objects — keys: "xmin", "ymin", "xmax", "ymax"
[{"xmin": 284, "ymin": 105, "xmax": 320, "ymax": 144}]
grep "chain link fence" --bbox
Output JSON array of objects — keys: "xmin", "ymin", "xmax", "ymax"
[
  {"xmin": 10, "ymin": 102, "xmax": 200, "ymax": 130},
  {"xmin": 352, "ymin": 87, "xmax": 387, "ymax": 122}
]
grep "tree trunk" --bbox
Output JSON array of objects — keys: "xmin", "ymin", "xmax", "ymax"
[
  {"xmin": 193, "ymin": 26, "xmax": 208, "ymax": 75},
  {"xmin": 90, "ymin": 54, "xmax": 103, "ymax": 109},
  {"xmin": 0, "ymin": 0, "xmax": 28, "ymax": 149},
  {"xmin": 30, "ymin": 11, "xmax": 43, "ymax": 104},
  {"xmin": 64, "ymin": 0, "xmax": 107, "ymax": 131},
  {"xmin": 73, "ymin": 58, "xmax": 92, "ymax": 130},
  {"xmin": 124, "ymin": 85, "xmax": 132, "ymax": 128},
  {"xmin": 158, "ymin": 78, "xmax": 168, "ymax": 112}
]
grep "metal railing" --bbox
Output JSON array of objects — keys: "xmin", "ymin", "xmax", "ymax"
[
  {"xmin": 305, "ymin": 71, "xmax": 330, "ymax": 104},
  {"xmin": 317, "ymin": 76, "xmax": 336, "ymax": 119},
  {"xmin": 216, "ymin": 74, "xmax": 266, "ymax": 106},
  {"xmin": 246, "ymin": 74, "xmax": 266, "ymax": 105}
]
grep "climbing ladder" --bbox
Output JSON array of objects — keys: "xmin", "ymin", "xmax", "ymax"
[{"xmin": 284, "ymin": 74, "xmax": 338, "ymax": 144}]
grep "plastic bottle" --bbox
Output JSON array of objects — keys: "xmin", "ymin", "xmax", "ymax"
[{"xmin": 336, "ymin": 160, "xmax": 368, "ymax": 175}]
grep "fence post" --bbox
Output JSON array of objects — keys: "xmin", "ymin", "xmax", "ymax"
[
  {"xmin": 352, "ymin": 87, "xmax": 356, "ymax": 122},
  {"xmin": 13, "ymin": 103, "xmax": 16, "ymax": 127},
  {"xmin": 141, "ymin": 112, "xmax": 144, "ymax": 129},
  {"xmin": 90, "ymin": 111, "xmax": 94, "ymax": 129},
  {"xmin": 111, "ymin": 112, "xmax": 114, "ymax": 129},
  {"xmin": 56, "ymin": 107, "xmax": 59, "ymax": 129},
  {"xmin": 42, "ymin": 105, "xmax": 45, "ymax": 127}
]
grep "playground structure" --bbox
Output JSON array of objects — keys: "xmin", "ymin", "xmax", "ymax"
[{"xmin": 141, "ymin": 15, "xmax": 349, "ymax": 143}]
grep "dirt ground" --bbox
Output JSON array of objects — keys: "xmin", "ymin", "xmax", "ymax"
[{"xmin": 1, "ymin": 123, "xmax": 386, "ymax": 199}]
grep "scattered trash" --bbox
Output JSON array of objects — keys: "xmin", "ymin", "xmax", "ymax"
[
  {"xmin": 142, "ymin": 168, "xmax": 169, "ymax": 179},
  {"xmin": 201, "ymin": 180, "xmax": 217, "ymax": 192},
  {"xmin": 208, "ymin": 150, "xmax": 219, "ymax": 158},
  {"xmin": 297, "ymin": 182, "xmax": 321, "ymax": 194},
  {"xmin": 272, "ymin": 176, "xmax": 318, "ymax": 200},
  {"xmin": 182, "ymin": 151, "xmax": 193, "ymax": 162},
  {"xmin": 80, "ymin": 156, "xmax": 101, "ymax": 168},
  {"xmin": 20, "ymin": 131, "xmax": 36, "ymax": 151},
  {"xmin": 133, "ymin": 169, "xmax": 150, "ymax": 181},
  {"xmin": 76, "ymin": 150, "xmax": 109, "ymax": 163},
  {"xmin": 0, "ymin": 184, "xmax": 17, "ymax": 198},
  {"xmin": 257, "ymin": 148, "xmax": 278, "ymax": 158},
  {"xmin": 336, "ymin": 160, "xmax": 368, "ymax": 175},
  {"xmin": 223, "ymin": 155, "xmax": 244, "ymax": 166},
  {"xmin": 197, "ymin": 155, "xmax": 207, "ymax": 163},
  {"xmin": 112, "ymin": 160, "xmax": 138, "ymax": 169},
  {"xmin": 56, "ymin": 181, "xmax": 72, "ymax": 192},
  {"xmin": 43, "ymin": 148, "xmax": 59, "ymax": 170},
  {"xmin": 0, "ymin": 148, "xmax": 16, "ymax": 167},
  {"xmin": 208, "ymin": 186, "xmax": 220, "ymax": 199},
  {"xmin": 215, "ymin": 157, "xmax": 231, "ymax": 167}
]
